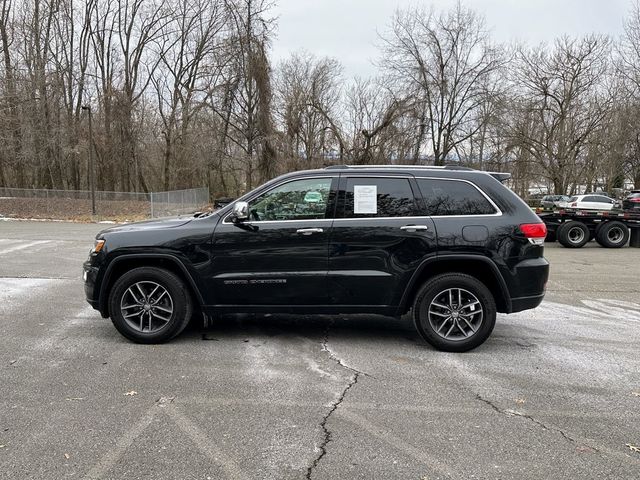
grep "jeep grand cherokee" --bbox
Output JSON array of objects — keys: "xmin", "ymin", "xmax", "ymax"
[{"xmin": 83, "ymin": 165, "xmax": 549, "ymax": 352}]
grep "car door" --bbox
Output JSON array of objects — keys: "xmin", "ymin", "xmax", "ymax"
[
  {"xmin": 328, "ymin": 175, "xmax": 437, "ymax": 309},
  {"xmin": 210, "ymin": 175, "xmax": 338, "ymax": 306},
  {"xmin": 579, "ymin": 195, "xmax": 596, "ymax": 209},
  {"xmin": 594, "ymin": 195, "xmax": 615, "ymax": 210}
]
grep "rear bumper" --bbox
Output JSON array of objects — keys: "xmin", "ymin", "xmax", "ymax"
[
  {"xmin": 511, "ymin": 293, "xmax": 545, "ymax": 313},
  {"xmin": 505, "ymin": 256, "xmax": 549, "ymax": 313}
]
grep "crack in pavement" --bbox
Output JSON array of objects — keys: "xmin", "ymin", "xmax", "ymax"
[
  {"xmin": 305, "ymin": 321, "xmax": 367, "ymax": 480},
  {"xmin": 475, "ymin": 394, "xmax": 583, "ymax": 447},
  {"xmin": 319, "ymin": 319, "xmax": 373, "ymax": 379}
]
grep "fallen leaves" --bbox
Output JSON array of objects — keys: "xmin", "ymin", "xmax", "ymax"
[
  {"xmin": 124, "ymin": 391, "xmax": 138, "ymax": 396},
  {"xmin": 626, "ymin": 443, "xmax": 640, "ymax": 454},
  {"xmin": 632, "ymin": 391, "xmax": 640, "ymax": 397},
  {"xmin": 515, "ymin": 398, "xmax": 526, "ymax": 405}
]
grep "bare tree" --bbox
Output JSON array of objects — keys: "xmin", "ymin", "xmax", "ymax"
[
  {"xmin": 0, "ymin": 0, "xmax": 22, "ymax": 186},
  {"xmin": 343, "ymin": 78, "xmax": 409, "ymax": 164},
  {"xmin": 152, "ymin": 0, "xmax": 226, "ymax": 190},
  {"xmin": 510, "ymin": 35, "xmax": 613, "ymax": 194},
  {"xmin": 219, "ymin": 0, "xmax": 275, "ymax": 189},
  {"xmin": 275, "ymin": 52, "xmax": 342, "ymax": 169},
  {"xmin": 380, "ymin": 2, "xmax": 503, "ymax": 165}
]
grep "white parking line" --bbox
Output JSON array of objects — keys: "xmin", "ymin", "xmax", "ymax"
[{"xmin": 0, "ymin": 239, "xmax": 51, "ymax": 256}]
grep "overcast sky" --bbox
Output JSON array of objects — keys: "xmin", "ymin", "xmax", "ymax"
[{"xmin": 271, "ymin": 0, "xmax": 631, "ymax": 78}]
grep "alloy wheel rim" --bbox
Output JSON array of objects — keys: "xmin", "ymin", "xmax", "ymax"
[
  {"xmin": 120, "ymin": 281, "xmax": 174, "ymax": 333},
  {"xmin": 427, "ymin": 288, "xmax": 483, "ymax": 341}
]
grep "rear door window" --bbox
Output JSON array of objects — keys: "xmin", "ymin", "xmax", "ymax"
[
  {"xmin": 416, "ymin": 178, "xmax": 497, "ymax": 216},
  {"xmin": 342, "ymin": 177, "xmax": 418, "ymax": 218}
]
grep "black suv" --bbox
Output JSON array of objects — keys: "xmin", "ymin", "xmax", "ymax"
[{"xmin": 83, "ymin": 165, "xmax": 549, "ymax": 352}]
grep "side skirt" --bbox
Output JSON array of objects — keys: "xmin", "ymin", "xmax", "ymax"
[{"xmin": 203, "ymin": 305, "xmax": 399, "ymax": 316}]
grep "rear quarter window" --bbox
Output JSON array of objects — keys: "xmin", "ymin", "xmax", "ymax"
[{"xmin": 417, "ymin": 178, "xmax": 497, "ymax": 216}]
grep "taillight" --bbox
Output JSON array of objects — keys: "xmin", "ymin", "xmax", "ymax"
[
  {"xmin": 520, "ymin": 223, "xmax": 547, "ymax": 245},
  {"xmin": 631, "ymin": 198, "xmax": 640, "ymax": 203}
]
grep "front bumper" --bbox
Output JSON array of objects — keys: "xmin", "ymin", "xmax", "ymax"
[{"xmin": 83, "ymin": 260, "xmax": 100, "ymax": 310}]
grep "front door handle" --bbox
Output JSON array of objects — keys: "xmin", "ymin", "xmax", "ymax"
[
  {"xmin": 296, "ymin": 228, "xmax": 324, "ymax": 235},
  {"xmin": 400, "ymin": 225, "xmax": 429, "ymax": 232}
]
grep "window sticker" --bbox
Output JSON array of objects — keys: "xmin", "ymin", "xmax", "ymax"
[{"xmin": 353, "ymin": 185, "xmax": 377, "ymax": 214}]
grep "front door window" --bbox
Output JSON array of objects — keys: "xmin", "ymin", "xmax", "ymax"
[{"xmin": 248, "ymin": 178, "xmax": 333, "ymax": 221}]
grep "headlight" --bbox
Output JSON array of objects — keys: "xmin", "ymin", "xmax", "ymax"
[{"xmin": 92, "ymin": 239, "xmax": 106, "ymax": 253}]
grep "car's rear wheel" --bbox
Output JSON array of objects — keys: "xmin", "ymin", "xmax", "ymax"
[
  {"xmin": 595, "ymin": 221, "xmax": 629, "ymax": 248},
  {"xmin": 109, "ymin": 267, "xmax": 193, "ymax": 343},
  {"xmin": 557, "ymin": 221, "xmax": 589, "ymax": 248},
  {"xmin": 413, "ymin": 273, "xmax": 496, "ymax": 352}
]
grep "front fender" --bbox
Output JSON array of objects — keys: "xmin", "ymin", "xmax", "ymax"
[{"xmin": 97, "ymin": 252, "xmax": 204, "ymax": 317}]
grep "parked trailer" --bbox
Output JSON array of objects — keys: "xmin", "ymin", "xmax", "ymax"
[{"xmin": 538, "ymin": 209, "xmax": 640, "ymax": 248}]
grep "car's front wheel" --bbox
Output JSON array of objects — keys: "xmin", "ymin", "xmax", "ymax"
[
  {"xmin": 109, "ymin": 267, "xmax": 193, "ymax": 343},
  {"xmin": 413, "ymin": 273, "xmax": 496, "ymax": 352}
]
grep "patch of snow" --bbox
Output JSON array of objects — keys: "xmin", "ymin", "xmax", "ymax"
[{"xmin": 0, "ymin": 278, "xmax": 55, "ymax": 314}]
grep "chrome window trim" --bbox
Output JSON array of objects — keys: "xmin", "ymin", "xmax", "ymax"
[
  {"xmin": 222, "ymin": 175, "xmax": 334, "ymax": 224},
  {"xmin": 222, "ymin": 174, "xmax": 503, "ymax": 224},
  {"xmin": 414, "ymin": 176, "xmax": 503, "ymax": 217}
]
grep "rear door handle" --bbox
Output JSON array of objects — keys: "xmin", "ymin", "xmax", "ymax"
[
  {"xmin": 400, "ymin": 225, "xmax": 429, "ymax": 232},
  {"xmin": 296, "ymin": 228, "xmax": 324, "ymax": 235}
]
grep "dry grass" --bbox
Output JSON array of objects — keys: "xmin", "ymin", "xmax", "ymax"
[{"xmin": 0, "ymin": 197, "xmax": 151, "ymax": 222}]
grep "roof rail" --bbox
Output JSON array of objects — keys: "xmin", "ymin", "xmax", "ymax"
[
  {"xmin": 443, "ymin": 164, "xmax": 473, "ymax": 171},
  {"xmin": 324, "ymin": 164, "xmax": 448, "ymax": 170},
  {"xmin": 322, "ymin": 164, "xmax": 511, "ymax": 183}
]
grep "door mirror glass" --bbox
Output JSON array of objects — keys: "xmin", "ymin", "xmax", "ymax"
[{"xmin": 231, "ymin": 201, "xmax": 249, "ymax": 222}]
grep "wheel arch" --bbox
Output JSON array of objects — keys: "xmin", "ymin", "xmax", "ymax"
[
  {"xmin": 98, "ymin": 254, "xmax": 204, "ymax": 317},
  {"xmin": 397, "ymin": 255, "xmax": 512, "ymax": 315}
]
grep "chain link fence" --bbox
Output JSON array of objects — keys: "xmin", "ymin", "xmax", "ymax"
[
  {"xmin": 150, "ymin": 187, "xmax": 210, "ymax": 218},
  {"xmin": 0, "ymin": 186, "xmax": 209, "ymax": 220}
]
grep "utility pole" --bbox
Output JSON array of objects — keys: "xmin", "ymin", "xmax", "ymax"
[{"xmin": 82, "ymin": 105, "xmax": 96, "ymax": 215}]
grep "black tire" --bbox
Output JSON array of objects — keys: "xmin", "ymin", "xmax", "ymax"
[
  {"xmin": 595, "ymin": 221, "xmax": 630, "ymax": 248},
  {"xmin": 412, "ymin": 273, "xmax": 496, "ymax": 352},
  {"xmin": 109, "ymin": 267, "xmax": 193, "ymax": 343},
  {"xmin": 555, "ymin": 222, "xmax": 568, "ymax": 241},
  {"xmin": 557, "ymin": 221, "xmax": 589, "ymax": 248}
]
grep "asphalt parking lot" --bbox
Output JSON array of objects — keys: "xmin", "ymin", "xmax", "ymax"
[{"xmin": 1, "ymin": 220, "xmax": 639, "ymax": 479}]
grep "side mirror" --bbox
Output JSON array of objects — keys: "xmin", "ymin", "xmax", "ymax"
[{"xmin": 230, "ymin": 201, "xmax": 249, "ymax": 222}]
